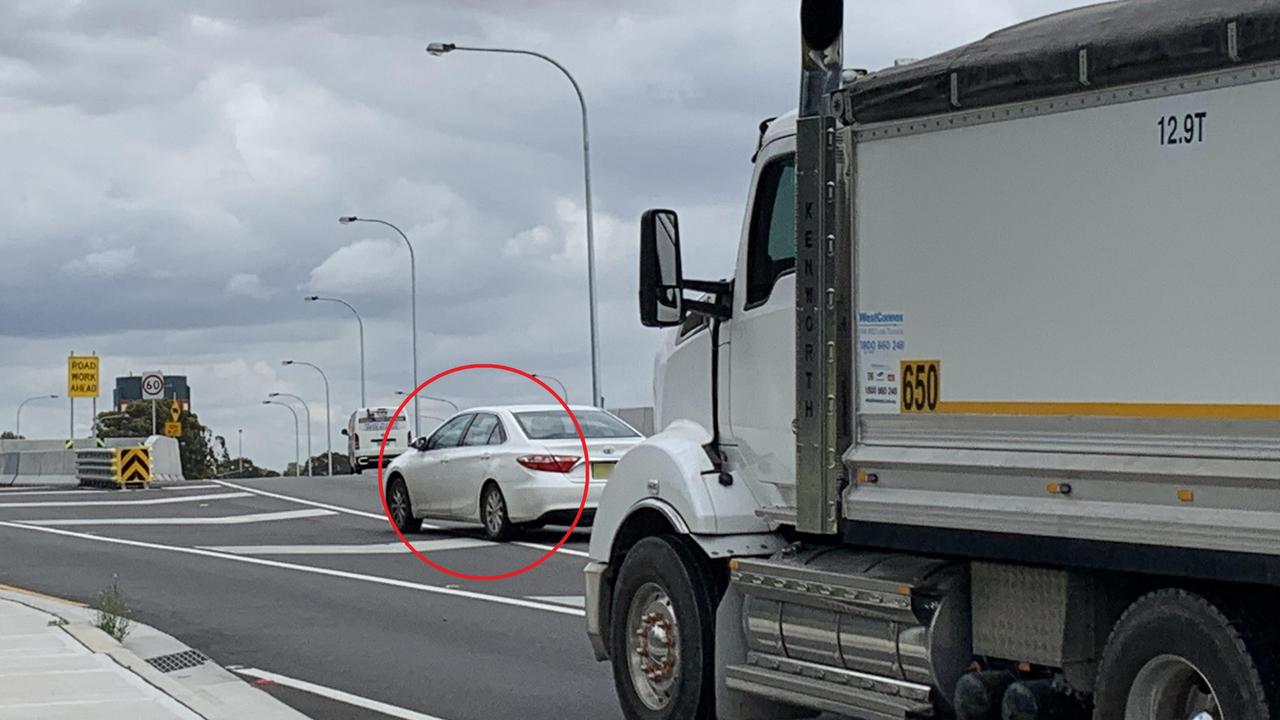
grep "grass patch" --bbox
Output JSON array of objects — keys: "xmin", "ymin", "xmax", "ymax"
[{"xmin": 94, "ymin": 577, "xmax": 132, "ymax": 642}]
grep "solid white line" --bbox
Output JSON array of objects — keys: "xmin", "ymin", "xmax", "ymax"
[
  {"xmin": 230, "ymin": 667, "xmax": 448, "ymax": 720},
  {"xmin": 0, "ymin": 492, "xmax": 251, "ymax": 509},
  {"xmin": 215, "ymin": 479, "xmax": 593, "ymax": 558},
  {"xmin": 199, "ymin": 538, "xmax": 494, "ymax": 555},
  {"xmin": 0, "ymin": 520, "xmax": 585, "ymax": 617},
  {"xmin": 159, "ymin": 484, "xmax": 221, "ymax": 491},
  {"xmin": 26, "ymin": 509, "xmax": 335, "ymax": 526},
  {"xmin": 213, "ymin": 480, "xmax": 385, "ymax": 520},
  {"xmin": 527, "ymin": 595, "xmax": 586, "ymax": 608}
]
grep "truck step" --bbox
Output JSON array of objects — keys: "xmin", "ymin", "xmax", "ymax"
[{"xmin": 725, "ymin": 652, "xmax": 934, "ymax": 720}]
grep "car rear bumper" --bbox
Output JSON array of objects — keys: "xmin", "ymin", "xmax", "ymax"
[
  {"xmin": 504, "ymin": 480, "xmax": 603, "ymax": 525},
  {"xmin": 354, "ymin": 451, "xmax": 402, "ymax": 469}
]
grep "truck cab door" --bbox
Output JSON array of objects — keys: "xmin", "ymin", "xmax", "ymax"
[{"xmin": 727, "ymin": 136, "xmax": 797, "ymax": 505}]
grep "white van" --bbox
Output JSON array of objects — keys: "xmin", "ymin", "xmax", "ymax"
[{"xmin": 343, "ymin": 407, "xmax": 412, "ymax": 474}]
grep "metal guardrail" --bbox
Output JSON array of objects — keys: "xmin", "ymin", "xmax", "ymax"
[{"xmin": 76, "ymin": 447, "xmax": 151, "ymax": 489}]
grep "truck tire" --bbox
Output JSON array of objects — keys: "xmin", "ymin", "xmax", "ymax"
[
  {"xmin": 386, "ymin": 476, "xmax": 422, "ymax": 534},
  {"xmin": 1093, "ymin": 589, "xmax": 1278, "ymax": 720},
  {"xmin": 609, "ymin": 535, "xmax": 717, "ymax": 720}
]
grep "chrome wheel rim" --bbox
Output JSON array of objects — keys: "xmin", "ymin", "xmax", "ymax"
[
  {"xmin": 389, "ymin": 485, "xmax": 408, "ymax": 528},
  {"xmin": 625, "ymin": 582, "xmax": 680, "ymax": 711},
  {"xmin": 1126, "ymin": 654, "xmax": 1222, "ymax": 720},
  {"xmin": 484, "ymin": 489, "xmax": 504, "ymax": 535}
]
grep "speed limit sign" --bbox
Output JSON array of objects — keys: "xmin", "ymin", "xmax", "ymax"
[{"xmin": 140, "ymin": 371, "xmax": 165, "ymax": 400}]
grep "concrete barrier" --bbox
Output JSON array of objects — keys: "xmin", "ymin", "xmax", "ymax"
[{"xmin": 0, "ymin": 435, "xmax": 185, "ymax": 486}]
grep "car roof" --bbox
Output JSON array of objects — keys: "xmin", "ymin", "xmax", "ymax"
[{"xmin": 462, "ymin": 404, "xmax": 607, "ymax": 415}]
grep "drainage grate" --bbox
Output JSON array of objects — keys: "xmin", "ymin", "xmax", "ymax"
[{"xmin": 145, "ymin": 649, "xmax": 210, "ymax": 673}]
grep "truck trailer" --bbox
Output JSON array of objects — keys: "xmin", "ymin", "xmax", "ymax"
[{"xmin": 586, "ymin": 1, "xmax": 1280, "ymax": 718}]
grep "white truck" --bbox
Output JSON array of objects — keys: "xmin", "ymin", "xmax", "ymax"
[{"xmin": 586, "ymin": 1, "xmax": 1280, "ymax": 718}]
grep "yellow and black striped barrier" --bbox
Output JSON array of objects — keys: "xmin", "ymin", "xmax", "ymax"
[{"xmin": 76, "ymin": 447, "xmax": 151, "ymax": 489}]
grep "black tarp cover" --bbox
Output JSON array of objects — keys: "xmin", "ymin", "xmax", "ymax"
[{"xmin": 845, "ymin": 0, "xmax": 1280, "ymax": 122}]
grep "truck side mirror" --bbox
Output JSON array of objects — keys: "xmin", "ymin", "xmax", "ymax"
[
  {"xmin": 340, "ymin": 428, "xmax": 349, "ymax": 437},
  {"xmin": 639, "ymin": 208, "xmax": 686, "ymax": 327}
]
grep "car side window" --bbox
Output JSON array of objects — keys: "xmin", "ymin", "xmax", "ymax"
[
  {"xmin": 462, "ymin": 414, "xmax": 498, "ymax": 447},
  {"xmin": 487, "ymin": 421, "xmax": 506, "ymax": 445},
  {"xmin": 744, "ymin": 154, "xmax": 796, "ymax": 308},
  {"xmin": 427, "ymin": 414, "xmax": 472, "ymax": 450}
]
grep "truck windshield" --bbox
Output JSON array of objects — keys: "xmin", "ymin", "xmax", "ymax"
[{"xmin": 514, "ymin": 411, "xmax": 640, "ymax": 439}]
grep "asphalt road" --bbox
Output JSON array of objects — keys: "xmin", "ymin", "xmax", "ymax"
[{"xmin": 0, "ymin": 476, "xmax": 618, "ymax": 720}]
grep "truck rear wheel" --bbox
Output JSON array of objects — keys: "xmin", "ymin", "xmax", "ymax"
[
  {"xmin": 1093, "ymin": 589, "xmax": 1277, "ymax": 720},
  {"xmin": 609, "ymin": 535, "xmax": 718, "ymax": 720}
]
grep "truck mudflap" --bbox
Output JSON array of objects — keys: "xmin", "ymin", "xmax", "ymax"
[{"xmin": 717, "ymin": 547, "xmax": 969, "ymax": 720}]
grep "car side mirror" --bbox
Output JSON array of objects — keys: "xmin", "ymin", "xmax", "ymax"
[
  {"xmin": 412, "ymin": 436, "xmax": 430, "ymax": 452},
  {"xmin": 639, "ymin": 208, "xmax": 686, "ymax": 327}
]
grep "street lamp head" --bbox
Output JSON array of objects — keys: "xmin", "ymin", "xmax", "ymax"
[
  {"xmin": 261, "ymin": 400, "xmax": 272, "ymax": 405},
  {"xmin": 268, "ymin": 392, "xmax": 282, "ymax": 398},
  {"xmin": 303, "ymin": 295, "xmax": 319, "ymax": 302},
  {"xmin": 47, "ymin": 394, "xmax": 58, "ymax": 399},
  {"xmin": 338, "ymin": 216, "xmax": 357, "ymax": 225},
  {"xmin": 281, "ymin": 360, "xmax": 294, "ymax": 366},
  {"xmin": 426, "ymin": 42, "xmax": 456, "ymax": 56}
]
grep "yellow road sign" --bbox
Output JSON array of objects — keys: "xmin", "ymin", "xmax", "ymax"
[
  {"xmin": 170, "ymin": 400, "xmax": 182, "ymax": 423},
  {"xmin": 164, "ymin": 421, "xmax": 182, "ymax": 438},
  {"xmin": 119, "ymin": 448, "xmax": 151, "ymax": 484},
  {"xmin": 67, "ymin": 356, "xmax": 100, "ymax": 398}
]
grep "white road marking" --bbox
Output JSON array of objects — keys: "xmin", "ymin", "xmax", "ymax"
[
  {"xmin": 215, "ymin": 479, "xmax": 592, "ymax": 558},
  {"xmin": 200, "ymin": 538, "xmax": 494, "ymax": 555},
  {"xmin": 229, "ymin": 667, "xmax": 448, "ymax": 720},
  {"xmin": 0, "ymin": 492, "xmax": 251, "ymax": 509},
  {"xmin": 25, "ymin": 509, "xmax": 335, "ymax": 526},
  {"xmin": 527, "ymin": 595, "xmax": 586, "ymax": 608},
  {"xmin": 213, "ymin": 480, "xmax": 385, "ymax": 520},
  {"xmin": 0, "ymin": 520, "xmax": 585, "ymax": 617},
  {"xmin": 159, "ymin": 484, "xmax": 221, "ymax": 490}
]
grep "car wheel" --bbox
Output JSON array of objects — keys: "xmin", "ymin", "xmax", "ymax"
[
  {"xmin": 386, "ymin": 476, "xmax": 422, "ymax": 534},
  {"xmin": 480, "ymin": 483, "xmax": 512, "ymax": 541},
  {"xmin": 1093, "ymin": 589, "xmax": 1278, "ymax": 720},
  {"xmin": 609, "ymin": 535, "xmax": 719, "ymax": 720}
]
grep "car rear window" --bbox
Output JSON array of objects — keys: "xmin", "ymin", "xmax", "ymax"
[{"xmin": 514, "ymin": 411, "xmax": 640, "ymax": 439}]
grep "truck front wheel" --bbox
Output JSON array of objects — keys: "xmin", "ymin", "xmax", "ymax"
[
  {"xmin": 609, "ymin": 535, "xmax": 718, "ymax": 720},
  {"xmin": 1094, "ymin": 589, "xmax": 1277, "ymax": 720}
]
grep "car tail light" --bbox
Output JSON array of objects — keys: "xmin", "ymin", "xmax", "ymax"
[{"xmin": 517, "ymin": 455, "xmax": 580, "ymax": 473}]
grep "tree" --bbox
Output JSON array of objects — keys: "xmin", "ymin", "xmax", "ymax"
[
  {"xmin": 0, "ymin": 431, "xmax": 18, "ymax": 440},
  {"xmin": 96, "ymin": 402, "xmax": 216, "ymax": 479},
  {"xmin": 285, "ymin": 452, "xmax": 351, "ymax": 477}
]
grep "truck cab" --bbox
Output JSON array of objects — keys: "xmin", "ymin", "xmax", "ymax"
[{"xmin": 588, "ymin": 1, "xmax": 1280, "ymax": 719}]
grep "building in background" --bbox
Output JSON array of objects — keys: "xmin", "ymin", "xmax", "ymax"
[{"xmin": 113, "ymin": 374, "xmax": 191, "ymax": 411}]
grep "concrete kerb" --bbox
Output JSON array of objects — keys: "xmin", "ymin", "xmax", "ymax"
[{"xmin": 0, "ymin": 587, "xmax": 308, "ymax": 719}]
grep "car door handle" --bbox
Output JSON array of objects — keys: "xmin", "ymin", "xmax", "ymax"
[{"xmin": 481, "ymin": 453, "xmax": 492, "ymax": 460}]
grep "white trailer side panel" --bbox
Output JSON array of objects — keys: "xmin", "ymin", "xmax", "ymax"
[{"xmin": 853, "ymin": 71, "xmax": 1280, "ymax": 424}]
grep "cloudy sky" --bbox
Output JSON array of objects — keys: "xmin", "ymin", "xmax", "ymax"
[{"xmin": 1, "ymin": 0, "xmax": 1090, "ymax": 471}]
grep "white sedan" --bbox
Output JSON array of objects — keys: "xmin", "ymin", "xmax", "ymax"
[{"xmin": 383, "ymin": 405, "xmax": 644, "ymax": 540}]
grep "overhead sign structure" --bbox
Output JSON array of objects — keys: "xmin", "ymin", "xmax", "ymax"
[
  {"xmin": 140, "ymin": 372, "xmax": 165, "ymax": 400},
  {"xmin": 67, "ymin": 356, "xmax": 100, "ymax": 398},
  {"xmin": 164, "ymin": 422, "xmax": 182, "ymax": 438}
]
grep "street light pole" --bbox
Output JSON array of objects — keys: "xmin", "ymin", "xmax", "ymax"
[
  {"xmin": 339, "ymin": 216, "xmax": 420, "ymax": 433},
  {"xmin": 263, "ymin": 400, "xmax": 301, "ymax": 477},
  {"xmin": 426, "ymin": 42, "xmax": 602, "ymax": 407},
  {"xmin": 237, "ymin": 428, "xmax": 243, "ymax": 474},
  {"xmin": 283, "ymin": 361, "xmax": 331, "ymax": 476},
  {"xmin": 269, "ymin": 392, "xmax": 312, "ymax": 476},
  {"xmin": 397, "ymin": 392, "xmax": 458, "ymax": 414},
  {"xmin": 532, "ymin": 374, "xmax": 570, "ymax": 404},
  {"xmin": 15, "ymin": 394, "xmax": 58, "ymax": 439},
  {"xmin": 305, "ymin": 295, "xmax": 366, "ymax": 408}
]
